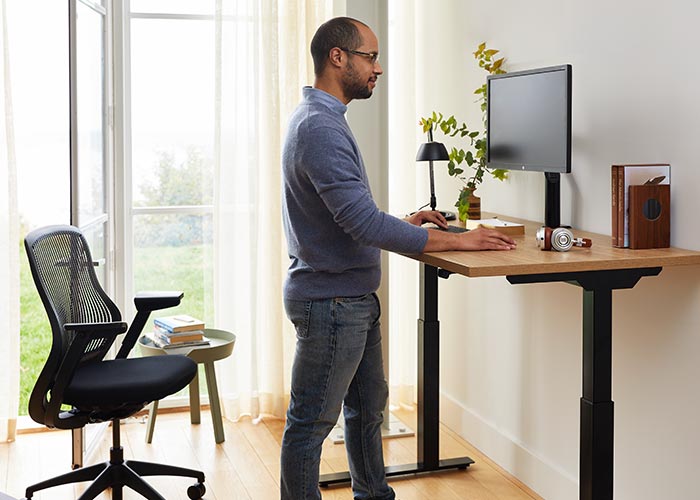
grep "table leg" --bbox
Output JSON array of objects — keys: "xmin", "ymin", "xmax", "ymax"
[
  {"xmin": 203, "ymin": 361, "xmax": 225, "ymax": 443},
  {"xmin": 507, "ymin": 267, "xmax": 661, "ymax": 500},
  {"xmin": 145, "ymin": 400, "xmax": 158, "ymax": 443},
  {"xmin": 319, "ymin": 264, "xmax": 474, "ymax": 487},
  {"xmin": 189, "ymin": 370, "xmax": 201, "ymax": 425},
  {"xmin": 580, "ymin": 287, "xmax": 614, "ymax": 500}
]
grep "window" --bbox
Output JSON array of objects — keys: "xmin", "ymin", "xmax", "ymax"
[{"xmin": 125, "ymin": 4, "xmax": 216, "ymax": 325}]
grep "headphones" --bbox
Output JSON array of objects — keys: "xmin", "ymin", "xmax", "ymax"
[{"xmin": 536, "ymin": 226, "xmax": 593, "ymax": 252}]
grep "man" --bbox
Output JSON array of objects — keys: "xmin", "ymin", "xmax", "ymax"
[{"xmin": 280, "ymin": 17, "xmax": 516, "ymax": 500}]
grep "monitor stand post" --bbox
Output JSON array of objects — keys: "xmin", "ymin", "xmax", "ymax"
[{"xmin": 544, "ymin": 172, "xmax": 561, "ymax": 228}]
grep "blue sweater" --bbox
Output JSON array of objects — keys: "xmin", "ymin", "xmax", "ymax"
[{"xmin": 282, "ymin": 87, "xmax": 428, "ymax": 300}]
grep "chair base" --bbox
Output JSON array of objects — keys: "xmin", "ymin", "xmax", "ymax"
[{"xmin": 23, "ymin": 445, "xmax": 205, "ymax": 500}]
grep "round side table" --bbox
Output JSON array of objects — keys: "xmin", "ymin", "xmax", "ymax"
[{"xmin": 138, "ymin": 328, "xmax": 236, "ymax": 444}]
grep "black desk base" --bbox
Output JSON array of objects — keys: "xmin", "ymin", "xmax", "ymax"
[{"xmin": 319, "ymin": 458, "xmax": 473, "ymax": 487}]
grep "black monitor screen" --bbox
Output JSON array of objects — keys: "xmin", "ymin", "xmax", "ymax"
[{"xmin": 487, "ymin": 65, "xmax": 571, "ymax": 173}]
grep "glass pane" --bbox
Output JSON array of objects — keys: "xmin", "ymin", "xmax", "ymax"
[
  {"xmin": 11, "ymin": 0, "xmax": 70, "ymax": 229},
  {"xmin": 76, "ymin": 2, "xmax": 106, "ymax": 222},
  {"xmin": 132, "ymin": 213, "xmax": 214, "ymax": 324},
  {"xmin": 130, "ymin": 18, "xmax": 214, "ymax": 207},
  {"xmin": 130, "ymin": 0, "xmax": 215, "ymax": 16}
]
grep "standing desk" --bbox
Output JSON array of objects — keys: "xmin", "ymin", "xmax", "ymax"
[
  {"xmin": 403, "ymin": 214, "xmax": 700, "ymax": 500},
  {"xmin": 319, "ymin": 213, "xmax": 700, "ymax": 498}
]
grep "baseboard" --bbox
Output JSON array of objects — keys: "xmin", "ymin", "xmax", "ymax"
[{"xmin": 440, "ymin": 393, "xmax": 578, "ymax": 500}]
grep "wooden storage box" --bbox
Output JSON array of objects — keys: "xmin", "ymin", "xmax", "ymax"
[{"xmin": 628, "ymin": 184, "xmax": 670, "ymax": 249}]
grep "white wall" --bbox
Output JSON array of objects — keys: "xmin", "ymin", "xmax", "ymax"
[
  {"xmin": 347, "ymin": 0, "xmax": 700, "ymax": 498},
  {"xmin": 405, "ymin": 1, "xmax": 700, "ymax": 499}
]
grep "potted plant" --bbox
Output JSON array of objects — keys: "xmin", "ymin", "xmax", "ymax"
[{"xmin": 419, "ymin": 43, "xmax": 509, "ymax": 222}]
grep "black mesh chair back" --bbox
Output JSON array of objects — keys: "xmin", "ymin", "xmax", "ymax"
[{"xmin": 25, "ymin": 226, "xmax": 122, "ymax": 426}]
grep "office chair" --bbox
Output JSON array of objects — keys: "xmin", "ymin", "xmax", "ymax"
[{"xmin": 22, "ymin": 225, "xmax": 206, "ymax": 500}]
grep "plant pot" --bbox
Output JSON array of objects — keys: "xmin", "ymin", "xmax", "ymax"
[{"xmin": 458, "ymin": 188, "xmax": 481, "ymax": 222}]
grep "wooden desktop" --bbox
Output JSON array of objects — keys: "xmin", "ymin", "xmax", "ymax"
[{"xmin": 320, "ymin": 213, "xmax": 700, "ymax": 500}]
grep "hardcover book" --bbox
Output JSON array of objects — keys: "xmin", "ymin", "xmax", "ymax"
[{"xmin": 153, "ymin": 314, "xmax": 205, "ymax": 333}]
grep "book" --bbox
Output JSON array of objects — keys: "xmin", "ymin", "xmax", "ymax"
[
  {"xmin": 466, "ymin": 217, "xmax": 525, "ymax": 235},
  {"xmin": 162, "ymin": 336, "xmax": 210, "ymax": 349},
  {"xmin": 611, "ymin": 166, "xmax": 619, "ymax": 246},
  {"xmin": 153, "ymin": 314, "xmax": 205, "ymax": 333},
  {"xmin": 153, "ymin": 326, "xmax": 204, "ymax": 344},
  {"xmin": 612, "ymin": 164, "xmax": 670, "ymax": 248},
  {"xmin": 143, "ymin": 331, "xmax": 210, "ymax": 349}
]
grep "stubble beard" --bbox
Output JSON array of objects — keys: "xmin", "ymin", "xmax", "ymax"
[{"xmin": 342, "ymin": 60, "xmax": 373, "ymax": 101}]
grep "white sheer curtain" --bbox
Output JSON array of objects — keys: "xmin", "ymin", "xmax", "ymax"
[
  {"xmin": 214, "ymin": 0, "xmax": 343, "ymax": 421},
  {"xmin": 386, "ymin": 0, "xmax": 432, "ymax": 409},
  {"xmin": 0, "ymin": 0, "xmax": 20, "ymax": 443}
]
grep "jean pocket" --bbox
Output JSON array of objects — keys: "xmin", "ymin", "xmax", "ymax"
[{"xmin": 285, "ymin": 299, "xmax": 313, "ymax": 339}]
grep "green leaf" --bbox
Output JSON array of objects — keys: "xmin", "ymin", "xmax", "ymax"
[
  {"xmin": 466, "ymin": 151, "xmax": 474, "ymax": 165},
  {"xmin": 484, "ymin": 49, "xmax": 499, "ymax": 58},
  {"xmin": 491, "ymin": 57, "xmax": 504, "ymax": 71},
  {"xmin": 492, "ymin": 169, "xmax": 508, "ymax": 181},
  {"xmin": 469, "ymin": 131, "xmax": 479, "ymax": 138}
]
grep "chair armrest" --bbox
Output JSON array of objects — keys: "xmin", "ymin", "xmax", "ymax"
[
  {"xmin": 134, "ymin": 291, "xmax": 184, "ymax": 312},
  {"xmin": 64, "ymin": 321, "xmax": 128, "ymax": 335},
  {"xmin": 117, "ymin": 291, "xmax": 183, "ymax": 359}
]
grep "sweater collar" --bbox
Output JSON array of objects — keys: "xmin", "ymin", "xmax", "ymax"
[{"xmin": 303, "ymin": 86, "xmax": 347, "ymax": 115}]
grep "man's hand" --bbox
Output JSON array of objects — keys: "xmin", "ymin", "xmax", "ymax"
[
  {"xmin": 423, "ymin": 226, "xmax": 517, "ymax": 252},
  {"xmin": 405, "ymin": 210, "xmax": 448, "ymax": 229}
]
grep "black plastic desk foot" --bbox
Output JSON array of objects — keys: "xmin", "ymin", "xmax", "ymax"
[{"xmin": 319, "ymin": 457, "xmax": 475, "ymax": 487}]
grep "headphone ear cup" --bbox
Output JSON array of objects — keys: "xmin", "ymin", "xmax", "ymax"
[
  {"xmin": 536, "ymin": 226, "xmax": 552, "ymax": 250},
  {"xmin": 550, "ymin": 227, "xmax": 574, "ymax": 252}
]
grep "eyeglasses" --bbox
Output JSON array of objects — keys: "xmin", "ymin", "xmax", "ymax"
[{"xmin": 339, "ymin": 48, "xmax": 380, "ymax": 64}]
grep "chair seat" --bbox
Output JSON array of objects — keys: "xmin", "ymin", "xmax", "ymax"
[{"xmin": 64, "ymin": 355, "xmax": 197, "ymax": 408}]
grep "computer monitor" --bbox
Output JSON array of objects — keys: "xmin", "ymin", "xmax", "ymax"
[{"xmin": 487, "ymin": 64, "xmax": 572, "ymax": 228}]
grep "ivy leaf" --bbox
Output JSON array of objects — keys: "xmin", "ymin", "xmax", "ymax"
[
  {"xmin": 491, "ymin": 57, "xmax": 505, "ymax": 71},
  {"xmin": 492, "ymin": 169, "xmax": 509, "ymax": 181},
  {"xmin": 466, "ymin": 151, "xmax": 474, "ymax": 166},
  {"xmin": 484, "ymin": 49, "xmax": 499, "ymax": 58},
  {"xmin": 469, "ymin": 131, "xmax": 479, "ymax": 138}
]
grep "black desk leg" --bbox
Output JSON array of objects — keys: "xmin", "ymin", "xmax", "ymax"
[
  {"xmin": 580, "ymin": 287, "xmax": 614, "ymax": 500},
  {"xmin": 417, "ymin": 263, "xmax": 440, "ymax": 468},
  {"xmin": 415, "ymin": 263, "xmax": 473, "ymax": 472},
  {"xmin": 319, "ymin": 264, "xmax": 473, "ymax": 488}
]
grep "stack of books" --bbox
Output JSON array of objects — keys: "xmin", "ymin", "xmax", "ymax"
[
  {"xmin": 146, "ymin": 314, "xmax": 210, "ymax": 349},
  {"xmin": 611, "ymin": 163, "xmax": 670, "ymax": 248}
]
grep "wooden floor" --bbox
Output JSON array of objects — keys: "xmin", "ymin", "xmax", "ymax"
[{"xmin": 1, "ymin": 408, "xmax": 542, "ymax": 499}]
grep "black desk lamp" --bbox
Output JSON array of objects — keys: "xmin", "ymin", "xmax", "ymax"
[{"xmin": 416, "ymin": 130, "xmax": 455, "ymax": 220}]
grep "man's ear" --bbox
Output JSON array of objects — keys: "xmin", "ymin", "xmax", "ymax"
[{"xmin": 328, "ymin": 47, "xmax": 344, "ymax": 69}]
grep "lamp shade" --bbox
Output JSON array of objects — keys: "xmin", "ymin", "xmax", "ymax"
[{"xmin": 416, "ymin": 141, "xmax": 449, "ymax": 162}]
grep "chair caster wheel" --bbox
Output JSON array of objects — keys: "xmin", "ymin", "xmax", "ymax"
[{"xmin": 187, "ymin": 482, "xmax": 206, "ymax": 499}]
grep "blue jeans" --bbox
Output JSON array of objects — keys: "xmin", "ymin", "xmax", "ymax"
[{"xmin": 281, "ymin": 293, "xmax": 395, "ymax": 500}]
